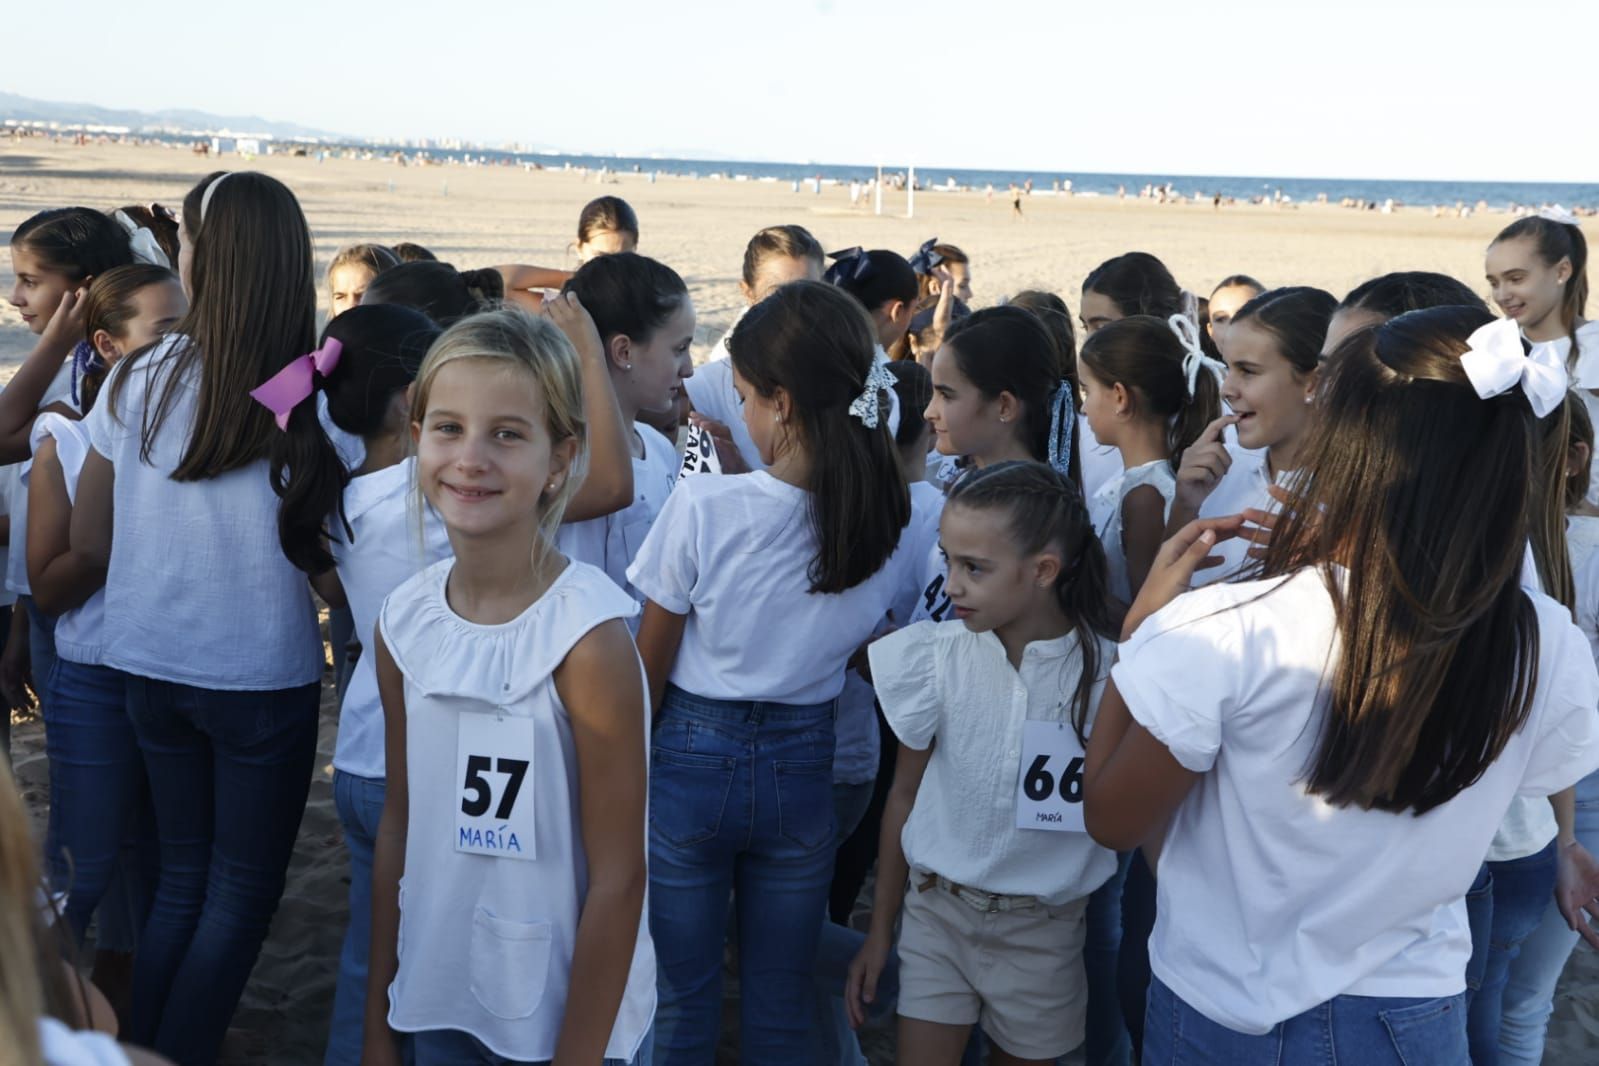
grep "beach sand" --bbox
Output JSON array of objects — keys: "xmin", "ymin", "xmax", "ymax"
[{"xmin": 3, "ymin": 138, "xmax": 1596, "ymax": 1064}]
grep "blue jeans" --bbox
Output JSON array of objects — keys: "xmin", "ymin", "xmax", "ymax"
[
  {"xmin": 1143, "ymin": 975, "xmax": 1469, "ymax": 1064},
  {"xmin": 41, "ymin": 657, "xmax": 153, "ymax": 950},
  {"xmin": 24, "ymin": 596, "xmax": 58, "ymax": 709},
  {"xmin": 648, "ymin": 685, "xmax": 837, "ymax": 1065},
  {"xmin": 814, "ymin": 779, "xmax": 887, "ymax": 1066},
  {"xmin": 1085, "ymin": 850, "xmax": 1134, "ymax": 1066},
  {"xmin": 1499, "ymin": 776, "xmax": 1599, "ymax": 1065},
  {"xmin": 325, "ymin": 770, "xmax": 387, "ymax": 1066},
  {"xmin": 411, "ymin": 1028, "xmax": 649, "ymax": 1065},
  {"xmin": 330, "ymin": 604, "xmax": 357, "ymax": 702},
  {"xmin": 1466, "ymin": 840, "xmax": 1559, "ymax": 1065},
  {"xmin": 125, "ymin": 676, "xmax": 321, "ymax": 1064}
]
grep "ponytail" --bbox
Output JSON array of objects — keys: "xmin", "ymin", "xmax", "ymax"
[
  {"xmin": 1078, "ymin": 315, "xmax": 1223, "ymax": 473},
  {"xmin": 945, "ymin": 461, "xmax": 1115, "ymax": 742},
  {"xmin": 263, "ymin": 304, "xmax": 441, "ymax": 573},
  {"xmin": 729, "ymin": 281, "xmax": 910, "ymax": 593}
]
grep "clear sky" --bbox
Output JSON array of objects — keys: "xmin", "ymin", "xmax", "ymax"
[{"xmin": 6, "ymin": 0, "xmax": 1591, "ymax": 182}]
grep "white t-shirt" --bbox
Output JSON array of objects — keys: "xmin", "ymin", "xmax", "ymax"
[
  {"xmin": 86, "ymin": 337, "xmax": 322, "ymax": 689},
  {"xmin": 28, "ymin": 415, "xmax": 105, "ymax": 665},
  {"xmin": 6, "ymin": 363, "xmax": 78, "ymax": 598},
  {"xmin": 1114, "ymin": 567, "xmax": 1599, "ymax": 1034},
  {"xmin": 330, "ymin": 458, "xmax": 452, "ymax": 780},
  {"xmin": 1091, "ymin": 458, "xmax": 1178, "ymax": 606},
  {"xmin": 379, "ymin": 558, "xmax": 655, "ymax": 1061},
  {"xmin": 555, "ymin": 422, "xmax": 679, "ymax": 613},
  {"xmin": 627, "ymin": 470, "xmax": 912, "ymax": 705},
  {"xmin": 38, "ymin": 1018, "xmax": 130, "ymax": 1066},
  {"xmin": 871, "ymin": 619, "xmax": 1117, "ymax": 904}
]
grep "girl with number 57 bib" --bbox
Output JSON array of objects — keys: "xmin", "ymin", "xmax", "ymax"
[
  {"xmin": 847, "ymin": 461, "xmax": 1118, "ymax": 1066},
  {"xmin": 364, "ymin": 309, "xmax": 655, "ymax": 1066}
]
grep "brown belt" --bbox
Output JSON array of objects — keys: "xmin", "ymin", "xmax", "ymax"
[{"xmin": 916, "ymin": 873, "xmax": 1041, "ymax": 914}]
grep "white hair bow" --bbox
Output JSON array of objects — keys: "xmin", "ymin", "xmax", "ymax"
[
  {"xmin": 1167, "ymin": 314, "xmax": 1227, "ymax": 398},
  {"xmin": 1536, "ymin": 204, "xmax": 1580, "ymax": 227},
  {"xmin": 1459, "ymin": 318, "xmax": 1568, "ymax": 418},
  {"xmin": 849, "ymin": 360, "xmax": 898, "ymax": 429},
  {"xmin": 113, "ymin": 209, "xmax": 170, "ymax": 269}
]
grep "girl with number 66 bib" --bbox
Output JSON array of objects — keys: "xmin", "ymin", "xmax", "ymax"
[
  {"xmin": 847, "ymin": 460, "xmax": 1118, "ymax": 1066},
  {"xmin": 364, "ymin": 308, "xmax": 655, "ymax": 1066}
]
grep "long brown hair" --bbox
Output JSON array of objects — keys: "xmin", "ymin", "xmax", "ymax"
[
  {"xmin": 1078, "ymin": 315, "xmax": 1222, "ymax": 472},
  {"xmin": 111, "ymin": 171, "xmax": 316, "ymax": 479},
  {"xmin": 1262, "ymin": 305, "xmax": 1541, "ymax": 814}
]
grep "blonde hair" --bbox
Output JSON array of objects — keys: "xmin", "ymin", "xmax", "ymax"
[
  {"xmin": 410, "ymin": 307, "xmax": 589, "ymax": 553},
  {"xmin": 0, "ymin": 759, "xmax": 62, "ymax": 1066}
]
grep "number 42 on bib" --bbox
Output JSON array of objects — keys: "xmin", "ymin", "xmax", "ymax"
[{"xmin": 1015, "ymin": 720, "xmax": 1086, "ymax": 833}]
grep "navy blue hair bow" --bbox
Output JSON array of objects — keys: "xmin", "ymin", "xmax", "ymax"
[
  {"xmin": 908, "ymin": 238, "xmax": 944, "ymax": 276},
  {"xmin": 824, "ymin": 247, "xmax": 875, "ymax": 287}
]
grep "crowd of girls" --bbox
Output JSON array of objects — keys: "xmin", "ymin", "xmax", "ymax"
[{"xmin": 3, "ymin": 177, "xmax": 1598, "ymax": 1066}]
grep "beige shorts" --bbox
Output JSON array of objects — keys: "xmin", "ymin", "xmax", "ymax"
[{"xmin": 896, "ymin": 878, "xmax": 1089, "ymax": 1060}]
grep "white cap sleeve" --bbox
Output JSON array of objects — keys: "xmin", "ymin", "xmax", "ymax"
[
  {"xmin": 1111, "ymin": 591, "xmax": 1245, "ymax": 773},
  {"xmin": 1517, "ymin": 612, "xmax": 1599, "ymax": 798},
  {"xmin": 869, "ymin": 620, "xmax": 943, "ymax": 750},
  {"xmin": 626, "ymin": 482, "xmax": 700, "ymax": 615}
]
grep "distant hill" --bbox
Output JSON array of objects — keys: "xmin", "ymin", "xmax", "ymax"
[{"xmin": 0, "ymin": 90, "xmax": 349, "ymax": 142}]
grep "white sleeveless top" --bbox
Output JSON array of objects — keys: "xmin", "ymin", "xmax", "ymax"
[
  {"xmin": 1091, "ymin": 459, "xmax": 1178, "ymax": 606},
  {"xmin": 28, "ymin": 414, "xmax": 106, "ymax": 665},
  {"xmin": 555, "ymin": 421, "xmax": 679, "ymax": 618},
  {"xmin": 379, "ymin": 558, "xmax": 655, "ymax": 1061}
]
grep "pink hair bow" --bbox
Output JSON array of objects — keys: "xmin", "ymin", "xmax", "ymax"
[{"xmin": 249, "ymin": 338, "xmax": 344, "ymax": 430}]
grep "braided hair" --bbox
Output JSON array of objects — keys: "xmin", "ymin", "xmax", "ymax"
[{"xmin": 945, "ymin": 460, "xmax": 1116, "ymax": 742}]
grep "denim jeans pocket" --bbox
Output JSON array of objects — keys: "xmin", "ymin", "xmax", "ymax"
[
  {"xmin": 1380, "ymin": 993, "xmax": 1469, "ymax": 1066},
  {"xmin": 773, "ymin": 756, "xmax": 835, "ymax": 851},
  {"xmin": 650, "ymin": 748, "xmax": 737, "ymax": 849}
]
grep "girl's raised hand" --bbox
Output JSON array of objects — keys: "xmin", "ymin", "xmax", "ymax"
[
  {"xmin": 1122, "ymin": 514, "xmax": 1247, "ymax": 639},
  {"xmin": 687, "ymin": 413, "xmax": 750, "ymax": 474},
  {"xmin": 541, "ymin": 291, "xmax": 604, "ymax": 365},
  {"xmin": 1173, "ymin": 414, "xmax": 1238, "ymax": 514},
  {"xmin": 39, "ymin": 287, "xmax": 88, "ymax": 353}
]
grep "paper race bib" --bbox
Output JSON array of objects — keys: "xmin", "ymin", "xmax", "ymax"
[
  {"xmin": 455, "ymin": 711, "xmax": 536, "ymax": 861},
  {"xmin": 1015, "ymin": 720, "xmax": 1086, "ymax": 833},
  {"xmin": 677, "ymin": 423, "xmax": 722, "ymax": 480}
]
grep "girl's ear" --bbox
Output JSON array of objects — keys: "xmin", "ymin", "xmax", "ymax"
[
  {"xmin": 738, "ymin": 278, "xmax": 757, "ymax": 305},
  {"xmin": 1569, "ymin": 440, "xmax": 1592, "ymax": 481},
  {"xmin": 995, "ymin": 389, "xmax": 1022, "ymax": 426},
  {"xmin": 1301, "ymin": 365, "xmax": 1319, "ymax": 404},
  {"xmin": 546, "ymin": 434, "xmax": 581, "ymax": 494},
  {"xmin": 91, "ymin": 329, "xmax": 120, "ymax": 362},
  {"xmin": 1110, "ymin": 381, "xmax": 1131, "ymax": 417},
  {"xmin": 606, "ymin": 332, "xmax": 632, "ymax": 372},
  {"xmin": 771, "ymin": 385, "xmax": 794, "ymax": 424},
  {"xmin": 1557, "ymin": 255, "xmax": 1574, "ymax": 286},
  {"xmin": 1031, "ymin": 550, "xmax": 1063, "ymax": 590}
]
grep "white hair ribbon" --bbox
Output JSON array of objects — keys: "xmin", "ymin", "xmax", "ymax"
[
  {"xmin": 1167, "ymin": 314, "xmax": 1227, "ymax": 399},
  {"xmin": 112, "ymin": 209, "xmax": 170, "ymax": 268},
  {"xmin": 1459, "ymin": 318, "xmax": 1568, "ymax": 418},
  {"xmin": 198, "ymin": 173, "xmax": 233, "ymax": 223},
  {"xmin": 849, "ymin": 360, "xmax": 898, "ymax": 429},
  {"xmin": 1536, "ymin": 204, "xmax": 1580, "ymax": 227}
]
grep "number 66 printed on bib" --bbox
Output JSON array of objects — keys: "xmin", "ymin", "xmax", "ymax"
[
  {"xmin": 456, "ymin": 711, "xmax": 538, "ymax": 861},
  {"xmin": 1015, "ymin": 719, "xmax": 1087, "ymax": 833}
]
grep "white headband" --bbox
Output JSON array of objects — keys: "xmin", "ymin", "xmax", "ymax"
[
  {"xmin": 112, "ymin": 209, "xmax": 170, "ymax": 269},
  {"xmin": 198, "ymin": 173, "xmax": 233, "ymax": 223},
  {"xmin": 1459, "ymin": 318, "xmax": 1567, "ymax": 418},
  {"xmin": 1535, "ymin": 204, "xmax": 1579, "ymax": 227}
]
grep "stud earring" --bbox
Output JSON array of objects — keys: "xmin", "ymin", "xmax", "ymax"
[
  {"xmin": 623, "ymin": 362, "xmax": 634, "ymax": 370},
  {"xmin": 1304, "ymin": 395, "xmax": 1313, "ymax": 405},
  {"xmin": 999, "ymin": 415, "xmax": 1010, "ymax": 424}
]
